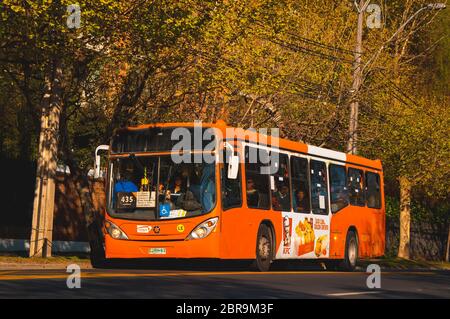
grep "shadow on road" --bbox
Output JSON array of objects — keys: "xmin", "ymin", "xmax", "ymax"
[{"xmin": 99, "ymin": 259, "xmax": 327, "ymax": 272}]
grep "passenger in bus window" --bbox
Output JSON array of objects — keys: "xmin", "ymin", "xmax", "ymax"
[
  {"xmin": 170, "ymin": 176, "xmax": 185, "ymax": 194},
  {"xmin": 273, "ymin": 184, "xmax": 290, "ymax": 211},
  {"xmin": 246, "ymin": 178, "xmax": 259, "ymax": 207},
  {"xmin": 294, "ymin": 189, "xmax": 309, "ymax": 213},
  {"xmin": 165, "ymin": 176, "xmax": 185, "ymax": 202}
]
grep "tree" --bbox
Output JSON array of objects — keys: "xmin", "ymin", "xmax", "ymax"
[{"xmin": 357, "ymin": 1, "xmax": 450, "ymax": 259}]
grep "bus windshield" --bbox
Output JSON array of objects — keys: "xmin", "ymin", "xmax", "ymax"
[{"xmin": 107, "ymin": 155, "xmax": 216, "ymax": 220}]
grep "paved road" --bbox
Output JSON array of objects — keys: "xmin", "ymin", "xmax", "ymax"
[{"xmin": 0, "ymin": 261, "xmax": 449, "ymax": 299}]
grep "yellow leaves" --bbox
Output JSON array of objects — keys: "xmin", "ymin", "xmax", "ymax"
[{"xmin": 7, "ymin": 4, "xmax": 25, "ymax": 14}]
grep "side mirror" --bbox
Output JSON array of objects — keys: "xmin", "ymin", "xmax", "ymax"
[
  {"xmin": 227, "ymin": 155, "xmax": 239, "ymax": 179},
  {"xmin": 94, "ymin": 145, "xmax": 109, "ymax": 179}
]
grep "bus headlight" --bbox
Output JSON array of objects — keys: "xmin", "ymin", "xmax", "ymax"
[
  {"xmin": 105, "ymin": 221, "xmax": 128, "ymax": 240},
  {"xmin": 186, "ymin": 217, "xmax": 218, "ymax": 240}
]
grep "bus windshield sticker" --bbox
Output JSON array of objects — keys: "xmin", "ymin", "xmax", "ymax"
[
  {"xmin": 136, "ymin": 191, "xmax": 155, "ymax": 208},
  {"xmin": 159, "ymin": 203, "xmax": 171, "ymax": 217},
  {"xmin": 160, "ymin": 209, "xmax": 187, "ymax": 219},
  {"xmin": 117, "ymin": 192, "xmax": 136, "ymax": 209}
]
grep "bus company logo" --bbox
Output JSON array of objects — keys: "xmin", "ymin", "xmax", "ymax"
[
  {"xmin": 176, "ymin": 224, "xmax": 185, "ymax": 233},
  {"xmin": 282, "ymin": 216, "xmax": 292, "ymax": 254},
  {"xmin": 171, "ymin": 121, "xmax": 280, "ymax": 174},
  {"xmin": 153, "ymin": 226, "xmax": 160, "ymax": 234},
  {"xmin": 137, "ymin": 225, "xmax": 152, "ymax": 234}
]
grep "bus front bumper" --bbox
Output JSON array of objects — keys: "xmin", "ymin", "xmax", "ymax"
[{"xmin": 104, "ymin": 232, "xmax": 220, "ymax": 259}]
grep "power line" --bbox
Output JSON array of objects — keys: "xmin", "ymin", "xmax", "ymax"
[
  {"xmin": 269, "ymin": 37, "xmax": 354, "ymax": 64},
  {"xmin": 253, "ymin": 19, "xmax": 360, "ymax": 56},
  {"xmin": 287, "ymin": 32, "xmax": 358, "ymax": 56}
]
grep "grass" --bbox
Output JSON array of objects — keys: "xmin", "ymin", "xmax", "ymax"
[
  {"xmin": 360, "ymin": 256, "xmax": 450, "ymax": 270},
  {"xmin": 0, "ymin": 252, "xmax": 90, "ymax": 265}
]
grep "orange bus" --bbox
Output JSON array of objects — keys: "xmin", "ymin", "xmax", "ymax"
[{"xmin": 91, "ymin": 121, "xmax": 385, "ymax": 271}]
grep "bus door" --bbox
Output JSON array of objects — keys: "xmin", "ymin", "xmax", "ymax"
[{"xmin": 219, "ymin": 143, "xmax": 249, "ymax": 258}]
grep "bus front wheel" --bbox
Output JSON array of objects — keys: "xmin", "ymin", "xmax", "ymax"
[
  {"xmin": 341, "ymin": 230, "xmax": 358, "ymax": 271},
  {"xmin": 88, "ymin": 224, "xmax": 109, "ymax": 268},
  {"xmin": 252, "ymin": 224, "xmax": 273, "ymax": 272}
]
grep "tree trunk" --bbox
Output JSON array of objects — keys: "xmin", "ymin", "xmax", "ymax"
[
  {"xmin": 59, "ymin": 111, "xmax": 102, "ymax": 260},
  {"xmin": 398, "ymin": 176, "xmax": 412, "ymax": 259},
  {"xmin": 445, "ymin": 221, "xmax": 450, "ymax": 262},
  {"xmin": 29, "ymin": 59, "xmax": 63, "ymax": 257}
]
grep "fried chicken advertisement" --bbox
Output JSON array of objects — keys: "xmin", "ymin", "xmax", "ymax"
[
  {"xmin": 315, "ymin": 234, "xmax": 329, "ymax": 257},
  {"xmin": 294, "ymin": 219, "xmax": 315, "ymax": 256}
]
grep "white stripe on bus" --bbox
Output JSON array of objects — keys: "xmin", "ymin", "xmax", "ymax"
[{"xmin": 307, "ymin": 145, "xmax": 347, "ymax": 162}]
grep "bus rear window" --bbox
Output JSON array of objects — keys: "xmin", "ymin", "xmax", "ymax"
[
  {"xmin": 348, "ymin": 168, "xmax": 365, "ymax": 207},
  {"xmin": 329, "ymin": 164, "xmax": 349, "ymax": 213},
  {"xmin": 366, "ymin": 172, "xmax": 381, "ymax": 209}
]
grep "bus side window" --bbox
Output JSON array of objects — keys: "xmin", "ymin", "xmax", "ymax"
[
  {"xmin": 291, "ymin": 156, "xmax": 310, "ymax": 213},
  {"xmin": 221, "ymin": 150, "xmax": 242, "ymax": 210},
  {"xmin": 329, "ymin": 164, "xmax": 349, "ymax": 213},
  {"xmin": 245, "ymin": 146, "xmax": 270, "ymax": 209},
  {"xmin": 366, "ymin": 172, "xmax": 381, "ymax": 209},
  {"xmin": 270, "ymin": 152, "xmax": 291, "ymax": 212},
  {"xmin": 348, "ymin": 168, "xmax": 365, "ymax": 207},
  {"xmin": 310, "ymin": 160, "xmax": 328, "ymax": 215}
]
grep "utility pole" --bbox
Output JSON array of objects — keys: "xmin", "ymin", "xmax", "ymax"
[
  {"xmin": 348, "ymin": 2, "xmax": 447, "ymax": 155},
  {"xmin": 347, "ymin": 0, "xmax": 370, "ymax": 155},
  {"xmin": 29, "ymin": 60, "xmax": 63, "ymax": 258}
]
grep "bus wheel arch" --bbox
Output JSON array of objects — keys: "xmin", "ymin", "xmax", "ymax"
[{"xmin": 347, "ymin": 226, "xmax": 359, "ymax": 243}]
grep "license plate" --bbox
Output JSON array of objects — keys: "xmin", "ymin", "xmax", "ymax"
[{"xmin": 149, "ymin": 248, "xmax": 166, "ymax": 255}]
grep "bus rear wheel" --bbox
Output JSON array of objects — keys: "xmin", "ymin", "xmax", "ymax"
[
  {"xmin": 341, "ymin": 230, "xmax": 358, "ymax": 271},
  {"xmin": 252, "ymin": 224, "xmax": 273, "ymax": 272}
]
